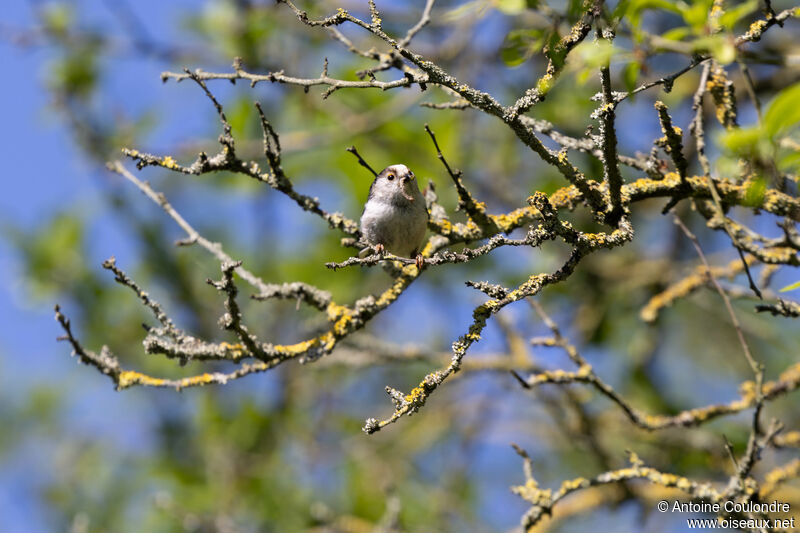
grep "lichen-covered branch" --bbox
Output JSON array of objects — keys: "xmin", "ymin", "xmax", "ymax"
[
  {"xmin": 654, "ymin": 101, "xmax": 689, "ymax": 180},
  {"xmin": 364, "ymin": 193, "xmax": 635, "ymax": 433},
  {"xmin": 56, "ymin": 1, "xmax": 800, "ymax": 458},
  {"xmin": 595, "ymin": 37, "xmax": 625, "ymax": 222},
  {"xmin": 513, "ymin": 450, "xmax": 723, "ymax": 530},
  {"xmin": 108, "ymin": 161, "xmax": 332, "ymax": 308},
  {"xmin": 640, "ymin": 257, "xmax": 754, "ymax": 323},
  {"xmin": 756, "ymin": 299, "xmax": 800, "ymax": 318},
  {"xmin": 516, "ymin": 298, "xmax": 800, "ymax": 431}
]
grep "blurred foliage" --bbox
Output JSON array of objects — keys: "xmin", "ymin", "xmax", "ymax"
[
  {"xmin": 4, "ymin": 0, "xmax": 800, "ymax": 532},
  {"xmin": 721, "ymin": 81, "xmax": 800, "ymax": 175}
]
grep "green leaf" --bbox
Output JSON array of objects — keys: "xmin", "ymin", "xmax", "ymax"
[
  {"xmin": 779, "ymin": 280, "xmax": 800, "ymax": 292},
  {"xmin": 743, "ymin": 176, "xmax": 767, "ymax": 207},
  {"xmin": 495, "ymin": 0, "xmax": 526, "ymax": 14},
  {"xmin": 719, "ymin": 0, "xmax": 758, "ymax": 30},
  {"xmin": 443, "ymin": 1, "xmax": 486, "ymax": 22},
  {"xmin": 612, "ymin": 0, "xmax": 631, "ymax": 20},
  {"xmin": 543, "ymin": 29, "xmax": 565, "ymax": 70},
  {"xmin": 50, "ymin": 44, "xmax": 100, "ymax": 100},
  {"xmin": 41, "ymin": 4, "xmax": 74, "ymax": 38},
  {"xmin": 777, "ymin": 147, "xmax": 800, "ymax": 172},
  {"xmin": 710, "ymin": 38, "xmax": 736, "ymax": 65},
  {"xmin": 632, "ymin": 0, "xmax": 684, "ymax": 15},
  {"xmin": 623, "ymin": 61, "xmax": 640, "ymax": 93},
  {"xmin": 693, "ymin": 35, "xmax": 736, "ymax": 64},
  {"xmin": 576, "ymin": 68, "xmax": 592, "ymax": 85},
  {"xmin": 501, "ymin": 29, "xmax": 541, "ymax": 67},
  {"xmin": 764, "ymin": 82, "xmax": 800, "ymax": 138},
  {"xmin": 719, "ymin": 126, "xmax": 761, "ymax": 153},
  {"xmin": 228, "ymin": 97, "xmax": 254, "ymax": 141},
  {"xmin": 625, "ymin": 0, "xmax": 684, "ymax": 29},
  {"xmin": 662, "ymin": 27, "xmax": 691, "ymax": 41},
  {"xmin": 8, "ymin": 213, "xmax": 88, "ymax": 298},
  {"xmin": 574, "ymin": 40, "xmax": 621, "ymax": 68},
  {"xmin": 682, "ymin": 1, "xmax": 714, "ymax": 31}
]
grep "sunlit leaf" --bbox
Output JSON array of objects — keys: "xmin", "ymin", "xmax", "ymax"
[
  {"xmin": 691, "ymin": 35, "xmax": 736, "ymax": 64},
  {"xmin": 720, "ymin": 126, "xmax": 761, "ymax": 153},
  {"xmin": 709, "ymin": 37, "xmax": 736, "ymax": 65},
  {"xmin": 574, "ymin": 40, "xmax": 622, "ymax": 68},
  {"xmin": 744, "ymin": 175, "xmax": 767, "ymax": 207},
  {"xmin": 719, "ymin": 0, "xmax": 759, "ymax": 30},
  {"xmin": 681, "ymin": 0, "xmax": 714, "ymax": 30},
  {"xmin": 764, "ymin": 82, "xmax": 800, "ymax": 138},
  {"xmin": 494, "ymin": 0, "xmax": 527, "ymax": 14}
]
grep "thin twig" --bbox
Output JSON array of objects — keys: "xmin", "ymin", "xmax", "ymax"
[
  {"xmin": 346, "ymin": 145, "xmax": 378, "ymax": 177},
  {"xmin": 397, "ymin": 0, "xmax": 435, "ymax": 48},
  {"xmin": 107, "ymin": 161, "xmax": 332, "ymax": 309},
  {"xmin": 672, "ymin": 216, "xmax": 760, "ymax": 378}
]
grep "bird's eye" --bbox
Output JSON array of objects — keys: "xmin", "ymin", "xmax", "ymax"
[{"xmin": 386, "ymin": 173, "xmax": 395, "ymax": 181}]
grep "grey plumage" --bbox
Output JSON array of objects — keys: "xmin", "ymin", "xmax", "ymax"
[{"xmin": 360, "ymin": 164, "xmax": 428, "ymax": 258}]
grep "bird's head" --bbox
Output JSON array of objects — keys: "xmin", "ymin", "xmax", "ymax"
[{"xmin": 368, "ymin": 164, "xmax": 418, "ymax": 204}]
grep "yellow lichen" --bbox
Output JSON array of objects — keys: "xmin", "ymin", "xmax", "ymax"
[
  {"xmin": 319, "ymin": 331, "xmax": 336, "ymax": 351},
  {"xmin": 561, "ymin": 477, "xmax": 590, "ymax": 493},
  {"xmin": 420, "ymin": 240, "xmax": 437, "ymax": 256},
  {"xmin": 775, "ymin": 431, "xmax": 800, "ymax": 447},
  {"xmin": 118, "ymin": 370, "xmax": 166, "ymax": 389},
  {"xmin": 325, "ymin": 302, "xmax": 349, "ymax": 322},
  {"xmin": 748, "ymin": 19, "xmax": 768, "ymax": 35},
  {"xmin": 180, "ymin": 373, "xmax": 218, "ymax": 387},
  {"xmin": 273, "ymin": 337, "xmax": 319, "ymax": 356},
  {"xmin": 431, "ymin": 218, "xmax": 454, "ymax": 235},
  {"xmin": 492, "ymin": 207, "xmax": 534, "ymax": 232},
  {"xmin": 219, "ymin": 341, "xmax": 245, "ymax": 360},
  {"xmin": 331, "ymin": 314, "xmax": 352, "ymax": 337}
]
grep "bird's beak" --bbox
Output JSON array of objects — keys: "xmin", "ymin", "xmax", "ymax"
[{"xmin": 400, "ymin": 174, "xmax": 415, "ymax": 201}]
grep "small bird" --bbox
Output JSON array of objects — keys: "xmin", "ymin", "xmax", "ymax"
[{"xmin": 360, "ymin": 164, "xmax": 428, "ymax": 269}]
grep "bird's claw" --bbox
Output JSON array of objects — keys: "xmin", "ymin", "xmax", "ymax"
[{"xmin": 415, "ymin": 254, "xmax": 424, "ymax": 270}]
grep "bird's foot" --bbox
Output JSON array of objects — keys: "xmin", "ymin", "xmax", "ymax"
[
  {"xmin": 415, "ymin": 254, "xmax": 424, "ymax": 271},
  {"xmin": 374, "ymin": 243, "xmax": 385, "ymax": 256}
]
